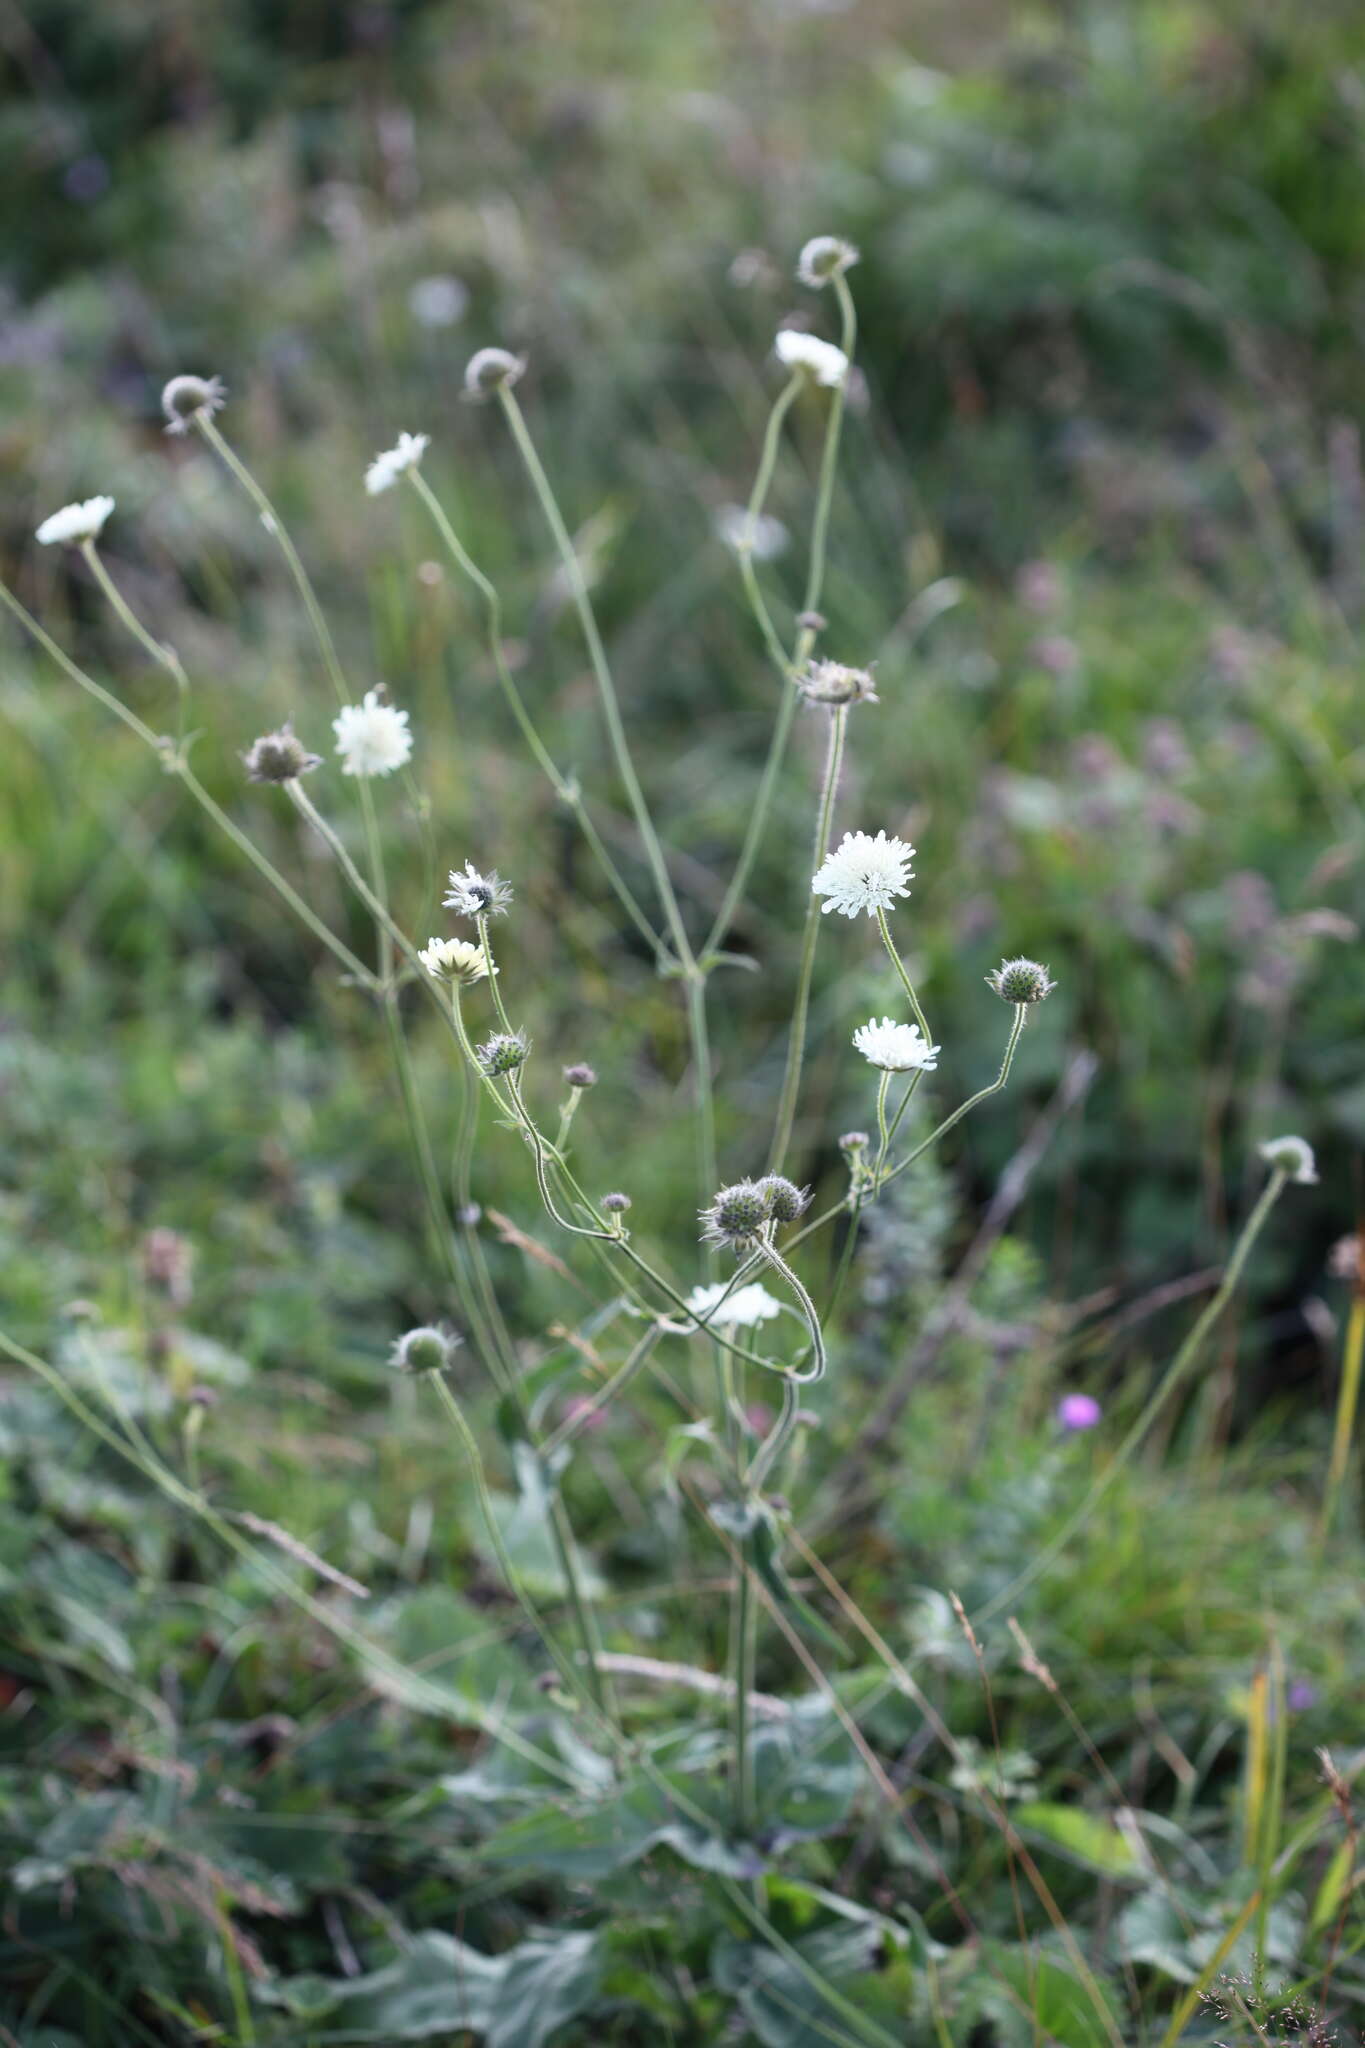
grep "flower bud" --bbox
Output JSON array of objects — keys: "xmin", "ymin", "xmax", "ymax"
[
  {"xmin": 478, "ymin": 1030, "xmax": 530, "ymax": 1077},
  {"xmin": 701, "ymin": 1180, "xmax": 769, "ymax": 1251},
  {"xmin": 563, "ymin": 1063, "xmax": 597, "ymax": 1089},
  {"xmin": 389, "ymin": 1326, "xmax": 461, "ymax": 1376},
  {"xmin": 1258, "ymin": 1135, "xmax": 1318, "ymax": 1185},
  {"xmin": 243, "ymin": 722, "xmax": 321, "ymax": 784},
  {"xmin": 464, "ymin": 347, "xmax": 526, "ymax": 399},
  {"xmin": 161, "ymin": 374, "xmax": 226, "ymax": 436},
  {"xmin": 796, "ymin": 236, "xmax": 860, "ymax": 288},
  {"xmin": 757, "ymin": 1175, "xmax": 810, "ymax": 1225},
  {"xmin": 838, "ymin": 1130, "xmax": 869, "ymax": 1154},
  {"xmin": 987, "ymin": 957, "xmax": 1056, "ymax": 1004},
  {"xmin": 601, "ymin": 1191, "xmax": 632, "ymax": 1214}
]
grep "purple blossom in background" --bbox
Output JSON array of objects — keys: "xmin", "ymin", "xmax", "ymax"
[
  {"xmin": 1287, "ymin": 1679, "xmax": 1318, "ymax": 1713},
  {"xmin": 1057, "ymin": 1393, "xmax": 1102, "ymax": 1432}
]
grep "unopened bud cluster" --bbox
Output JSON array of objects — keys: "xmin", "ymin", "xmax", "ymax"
[{"xmin": 700, "ymin": 1174, "xmax": 809, "ymax": 1250}]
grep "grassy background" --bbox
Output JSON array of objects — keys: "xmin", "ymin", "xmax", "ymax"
[{"xmin": 3, "ymin": 2, "xmax": 1365, "ymax": 2042}]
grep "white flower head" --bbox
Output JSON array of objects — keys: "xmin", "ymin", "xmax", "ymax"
[
  {"xmin": 796, "ymin": 235, "xmax": 860, "ymax": 288},
  {"xmin": 36, "ymin": 496, "xmax": 115, "ymax": 547},
  {"xmin": 444, "ymin": 862, "xmax": 514, "ymax": 919},
  {"xmin": 812, "ymin": 830, "xmax": 914, "ymax": 919},
  {"xmin": 775, "ymin": 328, "xmax": 849, "ymax": 388},
  {"xmin": 714, "ymin": 503, "xmax": 789, "ymax": 561},
  {"xmin": 161, "ymin": 374, "xmax": 226, "ymax": 435},
  {"xmin": 1258, "ymin": 1135, "xmax": 1318, "ymax": 1186},
  {"xmin": 332, "ymin": 688, "xmax": 412, "ymax": 777},
  {"xmin": 686, "ymin": 1280, "xmax": 785, "ymax": 1330},
  {"xmin": 364, "ymin": 432, "xmax": 430, "ymax": 497},
  {"xmin": 418, "ymin": 936, "xmax": 495, "ymax": 985},
  {"xmin": 853, "ymin": 1017, "xmax": 940, "ymax": 1073}
]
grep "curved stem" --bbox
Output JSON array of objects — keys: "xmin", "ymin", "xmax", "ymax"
[
  {"xmin": 81, "ymin": 540, "xmax": 189, "ymax": 745},
  {"xmin": 768, "ymin": 705, "xmax": 848, "ymax": 1171},
  {"xmin": 875, "ymin": 906, "xmax": 933, "ymax": 1046},
  {"xmin": 542, "ymin": 1322, "xmax": 663, "ymax": 1456}
]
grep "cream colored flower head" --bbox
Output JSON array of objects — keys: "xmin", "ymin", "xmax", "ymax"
[
  {"xmin": 775, "ymin": 329, "xmax": 849, "ymax": 388},
  {"xmin": 332, "ymin": 689, "xmax": 412, "ymax": 777},
  {"xmin": 36, "ymin": 496, "xmax": 114, "ymax": 547},
  {"xmin": 365, "ymin": 432, "xmax": 429, "ymax": 496},
  {"xmin": 852, "ymin": 1018, "xmax": 939, "ymax": 1073},
  {"xmin": 418, "ymin": 936, "xmax": 495, "ymax": 985},
  {"xmin": 685, "ymin": 1281, "xmax": 785, "ymax": 1330},
  {"xmin": 811, "ymin": 830, "xmax": 914, "ymax": 918}
]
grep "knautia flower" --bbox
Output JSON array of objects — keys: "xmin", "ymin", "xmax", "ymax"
[
  {"xmin": 161, "ymin": 374, "xmax": 226, "ymax": 435},
  {"xmin": 811, "ymin": 830, "xmax": 914, "ymax": 919},
  {"xmin": 797, "ymin": 659, "xmax": 878, "ymax": 707},
  {"xmin": 757, "ymin": 1175, "xmax": 810, "ymax": 1225},
  {"xmin": 364, "ymin": 432, "xmax": 429, "ymax": 496},
  {"xmin": 1057, "ymin": 1392, "xmax": 1101, "ymax": 1432},
  {"xmin": 332, "ymin": 688, "xmax": 412, "ymax": 777},
  {"xmin": 987, "ymin": 958, "xmax": 1056, "ymax": 1004},
  {"xmin": 686, "ymin": 1280, "xmax": 784, "ymax": 1329},
  {"xmin": 389, "ymin": 1325, "xmax": 461, "ymax": 1376},
  {"xmin": 36, "ymin": 496, "xmax": 115, "ymax": 547},
  {"xmin": 796, "ymin": 235, "xmax": 860, "ymax": 288},
  {"xmin": 852, "ymin": 1017, "xmax": 940, "ymax": 1073},
  {"xmin": 418, "ymin": 936, "xmax": 494, "ymax": 984},
  {"xmin": 700, "ymin": 1180, "xmax": 769, "ymax": 1252},
  {"xmin": 477, "ymin": 1030, "xmax": 529, "ymax": 1077},
  {"xmin": 775, "ymin": 329, "xmax": 849, "ymax": 388},
  {"xmin": 1258, "ymin": 1134, "xmax": 1318, "ymax": 1185},
  {"xmin": 242, "ymin": 722, "xmax": 321, "ymax": 784},
  {"xmin": 444, "ymin": 862, "xmax": 514, "ymax": 919},
  {"xmin": 464, "ymin": 346, "xmax": 526, "ymax": 399}
]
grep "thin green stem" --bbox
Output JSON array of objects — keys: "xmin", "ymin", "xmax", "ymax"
[
  {"xmin": 1320, "ymin": 1294, "xmax": 1365, "ymax": 1544},
  {"xmin": 769, "ymin": 705, "xmax": 848, "ymax": 1171},
  {"xmin": 81, "ymin": 540, "xmax": 189, "ymax": 744},
  {"xmin": 541, "ymin": 1323, "xmax": 663, "ymax": 1455},
  {"xmin": 875, "ymin": 906, "xmax": 933, "ymax": 1045},
  {"xmin": 406, "ymin": 468, "xmax": 668, "ymax": 965},
  {"xmin": 872, "ymin": 1071, "xmax": 892, "ymax": 1184},
  {"xmin": 980, "ymin": 1167, "xmax": 1292, "ymax": 1620}
]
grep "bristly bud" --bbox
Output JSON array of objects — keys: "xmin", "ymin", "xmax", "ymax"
[
  {"xmin": 1258, "ymin": 1134, "xmax": 1318, "ymax": 1186},
  {"xmin": 700, "ymin": 1180, "xmax": 769, "ymax": 1251},
  {"xmin": 987, "ymin": 957, "xmax": 1056, "ymax": 1005},
  {"xmin": 838, "ymin": 1130, "xmax": 869, "ymax": 1154},
  {"xmin": 444, "ymin": 862, "xmax": 514, "ymax": 919},
  {"xmin": 243, "ymin": 721, "xmax": 322, "ymax": 784},
  {"xmin": 161, "ymin": 374, "xmax": 227, "ymax": 436},
  {"xmin": 389, "ymin": 1325, "xmax": 461, "ymax": 1376},
  {"xmin": 478, "ymin": 1030, "xmax": 530, "ymax": 1077},
  {"xmin": 601, "ymin": 1191, "xmax": 632, "ymax": 1214},
  {"xmin": 757, "ymin": 1175, "xmax": 810, "ymax": 1226},
  {"xmin": 563, "ymin": 1063, "xmax": 597, "ymax": 1089},
  {"xmin": 796, "ymin": 235, "xmax": 860, "ymax": 288},
  {"xmin": 464, "ymin": 347, "xmax": 526, "ymax": 400},
  {"xmin": 797, "ymin": 659, "xmax": 879, "ymax": 708}
]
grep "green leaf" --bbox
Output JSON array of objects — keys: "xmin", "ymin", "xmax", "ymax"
[
  {"xmin": 713, "ymin": 1921, "xmax": 911, "ymax": 2047},
  {"xmin": 1015, "ymin": 1801, "xmax": 1142, "ymax": 1878},
  {"xmin": 489, "ymin": 1931, "xmax": 601, "ymax": 2048},
  {"xmin": 480, "ymin": 1769, "xmax": 761, "ymax": 1880},
  {"xmin": 1309, "ymin": 1836, "xmax": 1354, "ymax": 1938},
  {"xmin": 977, "ymin": 1946, "xmax": 1120, "ymax": 2048}
]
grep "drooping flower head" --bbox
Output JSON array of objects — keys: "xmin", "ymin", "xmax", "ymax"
[
  {"xmin": 464, "ymin": 347, "xmax": 526, "ymax": 399},
  {"xmin": 775, "ymin": 329, "xmax": 849, "ymax": 388},
  {"xmin": 477, "ymin": 1030, "xmax": 529, "ymax": 1078},
  {"xmin": 811, "ymin": 830, "xmax": 914, "ymax": 919},
  {"xmin": 444, "ymin": 862, "xmax": 514, "ymax": 919},
  {"xmin": 242, "ymin": 722, "xmax": 321, "ymax": 784},
  {"xmin": 1258, "ymin": 1135, "xmax": 1318, "ymax": 1186},
  {"xmin": 852, "ymin": 1017, "xmax": 940, "ymax": 1073},
  {"xmin": 796, "ymin": 235, "xmax": 860, "ymax": 288},
  {"xmin": 700, "ymin": 1180, "xmax": 769, "ymax": 1252},
  {"xmin": 36, "ymin": 496, "xmax": 115, "ymax": 547},
  {"xmin": 365, "ymin": 432, "xmax": 429, "ymax": 496},
  {"xmin": 332, "ymin": 688, "xmax": 412, "ymax": 777},
  {"xmin": 390, "ymin": 1325, "xmax": 461, "ymax": 1376},
  {"xmin": 161, "ymin": 374, "xmax": 226, "ymax": 435},
  {"xmin": 686, "ymin": 1280, "xmax": 785, "ymax": 1330},
  {"xmin": 418, "ymin": 936, "xmax": 494, "ymax": 985},
  {"xmin": 987, "ymin": 958, "xmax": 1056, "ymax": 1005},
  {"xmin": 797, "ymin": 659, "xmax": 878, "ymax": 708}
]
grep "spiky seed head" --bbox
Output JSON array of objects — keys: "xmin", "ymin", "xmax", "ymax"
[
  {"xmin": 161, "ymin": 374, "xmax": 226, "ymax": 435},
  {"xmin": 478, "ymin": 1030, "xmax": 529, "ymax": 1077},
  {"xmin": 601, "ymin": 1191, "xmax": 632, "ymax": 1214},
  {"xmin": 701, "ymin": 1180, "xmax": 769, "ymax": 1251},
  {"xmin": 464, "ymin": 347, "xmax": 526, "ymax": 399},
  {"xmin": 757, "ymin": 1175, "xmax": 810, "ymax": 1225},
  {"xmin": 390, "ymin": 1325, "xmax": 461, "ymax": 1376},
  {"xmin": 987, "ymin": 957, "xmax": 1056, "ymax": 1004},
  {"xmin": 563, "ymin": 1063, "xmax": 597, "ymax": 1089},
  {"xmin": 243, "ymin": 722, "xmax": 321, "ymax": 784},
  {"xmin": 797, "ymin": 659, "xmax": 879, "ymax": 707},
  {"xmin": 796, "ymin": 235, "xmax": 860, "ymax": 288},
  {"xmin": 1258, "ymin": 1134, "xmax": 1318, "ymax": 1185}
]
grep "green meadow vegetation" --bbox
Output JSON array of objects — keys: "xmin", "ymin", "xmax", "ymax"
[{"xmin": 2, "ymin": 3, "xmax": 1365, "ymax": 2042}]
